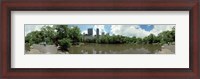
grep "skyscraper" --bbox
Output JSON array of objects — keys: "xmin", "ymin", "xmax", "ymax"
[
  {"xmin": 96, "ymin": 28, "xmax": 99, "ymax": 36},
  {"xmin": 102, "ymin": 32, "xmax": 105, "ymax": 36},
  {"xmin": 88, "ymin": 28, "xmax": 93, "ymax": 36}
]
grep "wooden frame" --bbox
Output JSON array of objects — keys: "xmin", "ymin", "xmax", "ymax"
[{"xmin": 0, "ymin": 0, "xmax": 199, "ymax": 79}]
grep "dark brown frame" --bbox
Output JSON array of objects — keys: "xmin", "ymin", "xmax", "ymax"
[{"xmin": 0, "ymin": 0, "xmax": 199, "ymax": 79}]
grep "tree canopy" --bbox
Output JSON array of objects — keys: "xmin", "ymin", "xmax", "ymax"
[{"xmin": 25, "ymin": 25, "xmax": 82, "ymax": 51}]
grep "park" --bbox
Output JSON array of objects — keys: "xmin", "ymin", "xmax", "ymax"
[{"xmin": 25, "ymin": 25, "xmax": 175, "ymax": 54}]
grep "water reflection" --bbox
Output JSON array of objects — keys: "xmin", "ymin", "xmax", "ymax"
[{"xmin": 68, "ymin": 43, "xmax": 163, "ymax": 54}]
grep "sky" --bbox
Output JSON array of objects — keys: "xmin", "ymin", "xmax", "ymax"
[{"xmin": 25, "ymin": 24, "xmax": 175, "ymax": 38}]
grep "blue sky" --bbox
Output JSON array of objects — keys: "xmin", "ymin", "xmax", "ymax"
[
  {"xmin": 69, "ymin": 24, "xmax": 112, "ymax": 35},
  {"xmin": 69, "ymin": 24, "xmax": 154, "ymax": 34},
  {"xmin": 139, "ymin": 25, "xmax": 154, "ymax": 31},
  {"xmin": 69, "ymin": 24, "xmax": 156, "ymax": 36},
  {"xmin": 25, "ymin": 24, "xmax": 175, "ymax": 38}
]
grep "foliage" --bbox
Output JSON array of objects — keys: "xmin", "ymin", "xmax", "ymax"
[
  {"xmin": 25, "ymin": 43, "xmax": 30, "ymax": 51},
  {"xmin": 69, "ymin": 26, "xmax": 82, "ymax": 44},
  {"xmin": 58, "ymin": 38, "xmax": 72, "ymax": 51},
  {"xmin": 25, "ymin": 25, "xmax": 82, "ymax": 51},
  {"xmin": 25, "ymin": 31, "xmax": 44, "ymax": 45}
]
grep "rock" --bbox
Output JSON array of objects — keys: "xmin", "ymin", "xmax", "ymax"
[
  {"xmin": 156, "ymin": 49, "xmax": 174, "ymax": 54},
  {"xmin": 156, "ymin": 44, "xmax": 175, "ymax": 54},
  {"xmin": 27, "ymin": 49, "xmax": 43, "ymax": 54}
]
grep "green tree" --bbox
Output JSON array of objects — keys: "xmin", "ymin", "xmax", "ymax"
[
  {"xmin": 58, "ymin": 38, "xmax": 71, "ymax": 51},
  {"xmin": 147, "ymin": 34, "xmax": 156, "ymax": 44},
  {"xmin": 41, "ymin": 26, "xmax": 56, "ymax": 44},
  {"xmin": 25, "ymin": 31, "xmax": 43, "ymax": 45},
  {"xmin": 136, "ymin": 38, "xmax": 143, "ymax": 44},
  {"xmin": 54, "ymin": 25, "xmax": 70, "ymax": 39},
  {"xmin": 69, "ymin": 26, "xmax": 82, "ymax": 44}
]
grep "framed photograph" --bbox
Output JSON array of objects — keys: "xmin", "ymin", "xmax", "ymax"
[{"xmin": 1, "ymin": 0, "xmax": 199, "ymax": 79}]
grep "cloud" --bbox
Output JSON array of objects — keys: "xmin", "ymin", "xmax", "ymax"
[
  {"xmin": 111, "ymin": 25, "xmax": 149, "ymax": 38},
  {"xmin": 93, "ymin": 25, "xmax": 107, "ymax": 35},
  {"xmin": 25, "ymin": 25, "xmax": 43, "ymax": 36},
  {"xmin": 81, "ymin": 25, "xmax": 107, "ymax": 35},
  {"xmin": 150, "ymin": 25, "xmax": 175, "ymax": 36},
  {"xmin": 25, "ymin": 24, "xmax": 53, "ymax": 36},
  {"xmin": 110, "ymin": 25, "xmax": 175, "ymax": 38},
  {"xmin": 81, "ymin": 30, "xmax": 87, "ymax": 34}
]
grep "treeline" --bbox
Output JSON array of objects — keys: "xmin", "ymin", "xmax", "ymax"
[
  {"xmin": 25, "ymin": 25, "xmax": 175, "ymax": 51},
  {"xmin": 25, "ymin": 25, "xmax": 82, "ymax": 51},
  {"xmin": 84, "ymin": 27, "xmax": 175, "ymax": 45}
]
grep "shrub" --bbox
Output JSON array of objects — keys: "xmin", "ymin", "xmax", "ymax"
[
  {"xmin": 58, "ymin": 38, "xmax": 72, "ymax": 51},
  {"xmin": 25, "ymin": 43, "xmax": 30, "ymax": 51}
]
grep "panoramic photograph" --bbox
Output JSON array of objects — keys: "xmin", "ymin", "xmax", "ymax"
[{"xmin": 25, "ymin": 24, "xmax": 175, "ymax": 54}]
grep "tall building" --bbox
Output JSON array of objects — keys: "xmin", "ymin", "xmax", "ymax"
[
  {"xmin": 106, "ymin": 33, "xmax": 109, "ymax": 35},
  {"xmin": 83, "ymin": 28, "xmax": 95, "ymax": 40},
  {"xmin": 102, "ymin": 32, "xmax": 105, "ymax": 36},
  {"xmin": 88, "ymin": 28, "xmax": 93, "ymax": 36},
  {"xmin": 96, "ymin": 28, "xmax": 99, "ymax": 36}
]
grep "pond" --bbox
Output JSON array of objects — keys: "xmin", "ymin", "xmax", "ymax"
[
  {"xmin": 25, "ymin": 43, "xmax": 175, "ymax": 54},
  {"xmin": 68, "ymin": 43, "xmax": 164, "ymax": 54}
]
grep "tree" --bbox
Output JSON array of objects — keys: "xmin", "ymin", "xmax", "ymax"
[
  {"xmin": 54, "ymin": 25, "xmax": 70, "ymax": 39},
  {"xmin": 171, "ymin": 27, "xmax": 175, "ymax": 42},
  {"xmin": 25, "ymin": 31, "xmax": 44, "ymax": 45},
  {"xmin": 58, "ymin": 38, "xmax": 71, "ymax": 51},
  {"xmin": 69, "ymin": 26, "xmax": 82, "ymax": 44},
  {"xmin": 136, "ymin": 38, "xmax": 143, "ymax": 44},
  {"xmin": 147, "ymin": 34, "xmax": 156, "ymax": 44},
  {"xmin": 41, "ymin": 26, "xmax": 56, "ymax": 44},
  {"xmin": 157, "ymin": 27, "xmax": 175, "ymax": 44}
]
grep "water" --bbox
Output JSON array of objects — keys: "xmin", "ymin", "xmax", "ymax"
[
  {"xmin": 68, "ymin": 43, "xmax": 162, "ymax": 54},
  {"xmin": 25, "ymin": 43, "xmax": 175, "ymax": 54}
]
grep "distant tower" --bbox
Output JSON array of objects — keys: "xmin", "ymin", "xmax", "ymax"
[
  {"xmin": 88, "ymin": 28, "xmax": 93, "ymax": 36},
  {"xmin": 102, "ymin": 32, "xmax": 105, "ymax": 36},
  {"xmin": 106, "ymin": 33, "xmax": 109, "ymax": 36},
  {"xmin": 96, "ymin": 28, "xmax": 99, "ymax": 37}
]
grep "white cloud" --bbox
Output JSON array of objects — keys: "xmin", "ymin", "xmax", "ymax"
[
  {"xmin": 25, "ymin": 24, "xmax": 53, "ymax": 36},
  {"xmin": 93, "ymin": 25, "xmax": 107, "ymax": 35},
  {"xmin": 110, "ymin": 25, "xmax": 175, "ymax": 38},
  {"xmin": 81, "ymin": 25, "xmax": 107, "ymax": 36},
  {"xmin": 111, "ymin": 25, "xmax": 149, "ymax": 38},
  {"xmin": 150, "ymin": 25, "xmax": 175, "ymax": 36},
  {"xmin": 81, "ymin": 30, "xmax": 87, "ymax": 34}
]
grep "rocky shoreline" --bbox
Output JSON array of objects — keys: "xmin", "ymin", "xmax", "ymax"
[{"xmin": 156, "ymin": 44, "xmax": 175, "ymax": 54}]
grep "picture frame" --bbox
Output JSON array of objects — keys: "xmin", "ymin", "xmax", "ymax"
[{"xmin": 0, "ymin": 0, "xmax": 199, "ymax": 79}]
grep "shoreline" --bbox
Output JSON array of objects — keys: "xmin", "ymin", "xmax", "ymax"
[
  {"xmin": 156, "ymin": 44, "xmax": 175, "ymax": 54},
  {"xmin": 25, "ymin": 44, "xmax": 175, "ymax": 54}
]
